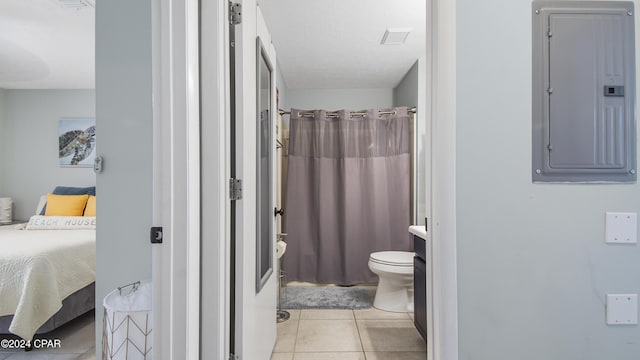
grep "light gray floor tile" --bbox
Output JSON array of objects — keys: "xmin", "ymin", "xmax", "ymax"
[
  {"xmin": 271, "ymin": 353, "xmax": 294, "ymax": 360},
  {"xmin": 5, "ymin": 354, "xmax": 79, "ymax": 360},
  {"xmin": 353, "ymin": 308, "xmax": 410, "ymax": 320},
  {"xmin": 283, "ymin": 310, "xmax": 301, "ymax": 320},
  {"xmin": 365, "ymin": 351, "xmax": 427, "ymax": 360},
  {"xmin": 300, "ymin": 310, "xmax": 354, "ymax": 320},
  {"xmin": 357, "ymin": 320, "xmax": 426, "ymax": 352},
  {"xmin": 38, "ymin": 312, "xmax": 94, "ymax": 354},
  {"xmin": 0, "ymin": 312, "xmax": 95, "ymax": 357},
  {"xmin": 274, "ymin": 319, "xmax": 299, "ymax": 353},
  {"xmin": 75, "ymin": 347, "xmax": 96, "ymax": 360},
  {"xmin": 295, "ymin": 320, "xmax": 362, "ymax": 353},
  {"xmin": 294, "ymin": 352, "xmax": 365, "ymax": 360},
  {"xmin": 408, "ymin": 312, "xmax": 415, "ymax": 321}
]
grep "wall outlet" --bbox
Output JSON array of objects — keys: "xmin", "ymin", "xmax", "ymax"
[
  {"xmin": 605, "ymin": 212, "xmax": 637, "ymax": 244},
  {"xmin": 606, "ymin": 294, "xmax": 638, "ymax": 325}
]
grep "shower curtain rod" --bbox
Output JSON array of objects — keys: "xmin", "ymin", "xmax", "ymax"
[{"xmin": 278, "ymin": 107, "xmax": 417, "ymax": 117}]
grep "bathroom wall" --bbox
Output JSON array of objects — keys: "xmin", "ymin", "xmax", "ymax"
[
  {"xmin": 456, "ymin": 0, "xmax": 640, "ymax": 359},
  {"xmin": 394, "ymin": 60, "xmax": 419, "ymax": 108},
  {"xmin": 394, "ymin": 59, "xmax": 428, "ymax": 225},
  {"xmin": 0, "ymin": 89, "xmax": 96, "ymax": 220},
  {"xmin": 276, "ymin": 64, "xmax": 288, "ymax": 112},
  {"xmin": 284, "ymin": 87, "xmax": 394, "ymax": 111}
]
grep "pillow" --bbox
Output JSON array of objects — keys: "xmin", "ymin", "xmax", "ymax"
[
  {"xmin": 44, "ymin": 194, "xmax": 89, "ymax": 216},
  {"xmin": 53, "ymin": 186, "xmax": 96, "ymax": 196},
  {"xmin": 35, "ymin": 195, "xmax": 47, "ymax": 215},
  {"xmin": 25, "ymin": 215, "xmax": 96, "ymax": 230},
  {"xmin": 40, "ymin": 186, "xmax": 96, "ymax": 215},
  {"xmin": 84, "ymin": 196, "xmax": 96, "ymax": 217}
]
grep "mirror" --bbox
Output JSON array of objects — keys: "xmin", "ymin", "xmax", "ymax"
[{"xmin": 256, "ymin": 36, "xmax": 274, "ymax": 292}]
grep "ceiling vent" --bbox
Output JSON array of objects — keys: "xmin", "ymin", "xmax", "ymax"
[
  {"xmin": 50, "ymin": 0, "xmax": 95, "ymax": 10},
  {"xmin": 381, "ymin": 28, "xmax": 412, "ymax": 45}
]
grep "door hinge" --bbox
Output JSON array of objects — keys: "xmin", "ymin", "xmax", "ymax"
[
  {"xmin": 547, "ymin": 144, "xmax": 553, "ymax": 151},
  {"xmin": 547, "ymin": 30, "xmax": 553, "ymax": 37},
  {"xmin": 229, "ymin": 178, "xmax": 243, "ymax": 200},
  {"xmin": 150, "ymin": 227, "xmax": 163, "ymax": 244},
  {"xmin": 229, "ymin": 1, "xmax": 242, "ymax": 25}
]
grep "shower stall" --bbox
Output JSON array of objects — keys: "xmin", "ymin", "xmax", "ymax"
[{"xmin": 279, "ymin": 106, "xmax": 420, "ymax": 285}]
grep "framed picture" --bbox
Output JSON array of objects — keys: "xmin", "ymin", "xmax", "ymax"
[{"xmin": 59, "ymin": 118, "xmax": 96, "ymax": 168}]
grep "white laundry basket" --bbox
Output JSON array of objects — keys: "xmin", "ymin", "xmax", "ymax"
[
  {"xmin": 102, "ymin": 280, "xmax": 152, "ymax": 360},
  {"xmin": 0, "ymin": 197, "xmax": 12, "ymax": 224}
]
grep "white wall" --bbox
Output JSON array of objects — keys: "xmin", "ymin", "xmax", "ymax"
[
  {"xmin": 284, "ymin": 87, "xmax": 394, "ymax": 111},
  {"xmin": 0, "ymin": 89, "xmax": 5, "ymax": 195},
  {"xmin": 95, "ymin": 0, "xmax": 153, "ymax": 356},
  {"xmin": 456, "ymin": 0, "xmax": 640, "ymax": 359},
  {"xmin": 276, "ymin": 63, "xmax": 288, "ymax": 112},
  {"xmin": 394, "ymin": 60, "xmax": 428, "ymax": 225},
  {"xmin": 394, "ymin": 60, "xmax": 419, "ymax": 108},
  {"xmin": 0, "ymin": 90, "xmax": 95, "ymax": 220}
]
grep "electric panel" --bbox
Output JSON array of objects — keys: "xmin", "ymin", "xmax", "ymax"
[{"xmin": 533, "ymin": 1, "xmax": 637, "ymax": 182}]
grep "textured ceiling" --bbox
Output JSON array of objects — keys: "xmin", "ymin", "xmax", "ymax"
[
  {"xmin": 260, "ymin": 0, "xmax": 426, "ymax": 89},
  {"xmin": 0, "ymin": 0, "xmax": 94, "ymax": 89}
]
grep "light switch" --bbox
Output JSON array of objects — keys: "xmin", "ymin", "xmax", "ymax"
[
  {"xmin": 606, "ymin": 294, "xmax": 638, "ymax": 325},
  {"xmin": 605, "ymin": 212, "xmax": 637, "ymax": 244}
]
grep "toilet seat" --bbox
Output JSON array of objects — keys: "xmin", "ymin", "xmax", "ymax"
[{"xmin": 369, "ymin": 251, "xmax": 414, "ymax": 267}]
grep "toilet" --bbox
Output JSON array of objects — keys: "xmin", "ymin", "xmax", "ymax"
[{"xmin": 368, "ymin": 251, "xmax": 414, "ymax": 312}]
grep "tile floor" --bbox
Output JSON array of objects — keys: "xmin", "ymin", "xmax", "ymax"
[
  {"xmin": 272, "ymin": 308, "xmax": 426, "ymax": 360},
  {"xmin": 0, "ymin": 311, "xmax": 95, "ymax": 360}
]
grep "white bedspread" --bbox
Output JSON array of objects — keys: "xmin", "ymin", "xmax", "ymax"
[{"xmin": 0, "ymin": 226, "xmax": 95, "ymax": 340}]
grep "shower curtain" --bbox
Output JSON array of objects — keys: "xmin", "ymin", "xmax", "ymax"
[{"xmin": 283, "ymin": 107, "xmax": 412, "ymax": 285}]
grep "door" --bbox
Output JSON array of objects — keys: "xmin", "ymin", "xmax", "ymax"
[{"xmin": 230, "ymin": 1, "xmax": 278, "ymax": 359}]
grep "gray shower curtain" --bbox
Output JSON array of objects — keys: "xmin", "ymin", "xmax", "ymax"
[{"xmin": 283, "ymin": 107, "xmax": 411, "ymax": 285}]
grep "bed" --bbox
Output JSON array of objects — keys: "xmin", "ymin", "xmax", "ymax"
[{"xmin": 0, "ymin": 217, "xmax": 96, "ymax": 341}]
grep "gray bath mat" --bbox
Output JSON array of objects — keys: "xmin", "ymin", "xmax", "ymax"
[{"xmin": 280, "ymin": 286, "xmax": 375, "ymax": 310}]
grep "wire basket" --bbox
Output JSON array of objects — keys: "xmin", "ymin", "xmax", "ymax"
[{"xmin": 102, "ymin": 280, "xmax": 152, "ymax": 360}]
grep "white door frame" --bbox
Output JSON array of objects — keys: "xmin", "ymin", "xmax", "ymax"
[
  {"xmin": 155, "ymin": 0, "xmax": 460, "ymax": 359},
  {"xmin": 200, "ymin": 0, "xmax": 232, "ymax": 358},
  {"xmin": 428, "ymin": 0, "xmax": 459, "ymax": 359},
  {"xmin": 152, "ymin": 0, "xmax": 203, "ymax": 359}
]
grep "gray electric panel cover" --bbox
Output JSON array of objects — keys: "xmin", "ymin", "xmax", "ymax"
[{"xmin": 533, "ymin": 1, "xmax": 637, "ymax": 182}]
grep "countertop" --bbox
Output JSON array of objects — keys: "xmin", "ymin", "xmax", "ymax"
[{"xmin": 408, "ymin": 225, "xmax": 428, "ymax": 240}]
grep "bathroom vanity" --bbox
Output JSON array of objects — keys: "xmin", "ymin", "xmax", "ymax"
[{"xmin": 409, "ymin": 226, "xmax": 427, "ymax": 341}]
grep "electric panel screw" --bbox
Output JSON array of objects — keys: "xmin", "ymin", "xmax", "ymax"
[
  {"xmin": 535, "ymin": 169, "xmax": 541, "ymax": 174},
  {"xmin": 628, "ymin": 11, "xmax": 633, "ymax": 16},
  {"xmin": 630, "ymin": 169, "xmax": 636, "ymax": 174}
]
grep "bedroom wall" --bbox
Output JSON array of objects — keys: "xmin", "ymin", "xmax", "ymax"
[
  {"xmin": 456, "ymin": 0, "xmax": 640, "ymax": 359},
  {"xmin": 0, "ymin": 89, "xmax": 96, "ymax": 220},
  {"xmin": 0, "ymin": 89, "xmax": 5, "ymax": 196},
  {"xmin": 95, "ymin": 0, "xmax": 153, "ymax": 355}
]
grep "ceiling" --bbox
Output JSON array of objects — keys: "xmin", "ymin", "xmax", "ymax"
[
  {"xmin": 260, "ymin": 0, "xmax": 426, "ymax": 89},
  {"xmin": 0, "ymin": 0, "xmax": 94, "ymax": 89},
  {"xmin": 0, "ymin": 0, "xmax": 424, "ymax": 90}
]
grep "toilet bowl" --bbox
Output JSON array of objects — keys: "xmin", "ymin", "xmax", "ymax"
[{"xmin": 368, "ymin": 251, "xmax": 414, "ymax": 312}]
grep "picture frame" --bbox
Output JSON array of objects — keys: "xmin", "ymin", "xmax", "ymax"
[{"xmin": 59, "ymin": 118, "xmax": 96, "ymax": 168}]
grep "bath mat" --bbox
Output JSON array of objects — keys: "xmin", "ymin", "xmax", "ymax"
[{"xmin": 280, "ymin": 286, "xmax": 375, "ymax": 310}]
